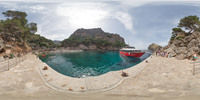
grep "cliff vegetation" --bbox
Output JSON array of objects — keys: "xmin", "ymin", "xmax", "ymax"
[
  {"xmin": 0, "ymin": 10, "xmax": 55, "ymax": 54},
  {"xmin": 61, "ymin": 28, "xmax": 127, "ymax": 50},
  {"xmin": 164, "ymin": 15, "xmax": 200, "ymax": 59}
]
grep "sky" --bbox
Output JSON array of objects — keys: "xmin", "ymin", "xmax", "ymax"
[{"xmin": 0, "ymin": 0, "xmax": 200, "ymax": 49}]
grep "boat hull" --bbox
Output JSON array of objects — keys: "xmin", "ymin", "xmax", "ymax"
[{"xmin": 119, "ymin": 51, "xmax": 145, "ymax": 58}]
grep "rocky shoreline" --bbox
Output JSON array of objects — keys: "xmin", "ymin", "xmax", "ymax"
[
  {"xmin": 47, "ymin": 49, "xmax": 83, "ymax": 54},
  {"xmin": 38, "ymin": 48, "xmax": 122, "ymax": 55}
]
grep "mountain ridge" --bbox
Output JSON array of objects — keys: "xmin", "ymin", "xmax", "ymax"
[{"xmin": 61, "ymin": 28, "xmax": 127, "ymax": 50}]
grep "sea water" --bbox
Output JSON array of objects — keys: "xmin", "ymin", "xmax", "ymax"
[{"xmin": 39, "ymin": 51, "xmax": 151, "ymax": 78}]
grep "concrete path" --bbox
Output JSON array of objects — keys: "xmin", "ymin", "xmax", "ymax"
[
  {"xmin": 0, "ymin": 54, "xmax": 51, "ymax": 95},
  {"xmin": 36, "ymin": 54, "xmax": 151, "ymax": 93},
  {"xmin": 2, "ymin": 54, "xmax": 200, "ymax": 100}
]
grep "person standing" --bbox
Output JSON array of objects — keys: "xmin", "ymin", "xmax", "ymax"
[
  {"xmin": 168, "ymin": 52, "xmax": 172, "ymax": 58},
  {"xmin": 194, "ymin": 52, "xmax": 197, "ymax": 61},
  {"xmin": 155, "ymin": 51, "xmax": 157, "ymax": 56},
  {"xmin": 165, "ymin": 52, "xmax": 168, "ymax": 58}
]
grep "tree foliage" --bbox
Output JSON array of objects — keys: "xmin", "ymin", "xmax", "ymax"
[
  {"xmin": 27, "ymin": 34, "xmax": 55, "ymax": 49},
  {"xmin": 61, "ymin": 36, "xmax": 126, "ymax": 48},
  {"xmin": 171, "ymin": 28, "xmax": 183, "ymax": 38},
  {"xmin": 178, "ymin": 15, "xmax": 200, "ymax": 32},
  {"xmin": 2, "ymin": 10, "xmax": 27, "ymax": 19},
  {"xmin": 0, "ymin": 10, "xmax": 53, "ymax": 49},
  {"xmin": 170, "ymin": 15, "xmax": 200, "ymax": 43},
  {"xmin": 172, "ymin": 28, "xmax": 183, "ymax": 33},
  {"xmin": 0, "ymin": 10, "xmax": 38, "ymax": 44}
]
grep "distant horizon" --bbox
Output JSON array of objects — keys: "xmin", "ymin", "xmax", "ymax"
[{"xmin": 1, "ymin": 0, "xmax": 200, "ymax": 49}]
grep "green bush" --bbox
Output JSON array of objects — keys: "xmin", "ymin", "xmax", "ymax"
[
  {"xmin": 61, "ymin": 37, "xmax": 126, "ymax": 48},
  {"xmin": 176, "ymin": 36, "xmax": 185, "ymax": 40}
]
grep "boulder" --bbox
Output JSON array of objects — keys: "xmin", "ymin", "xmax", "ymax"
[
  {"xmin": 187, "ymin": 39, "xmax": 197, "ymax": 48},
  {"xmin": 148, "ymin": 43, "xmax": 162, "ymax": 51},
  {"xmin": 164, "ymin": 45, "xmax": 176, "ymax": 57},
  {"xmin": 186, "ymin": 52, "xmax": 193, "ymax": 58},
  {"xmin": 175, "ymin": 53, "xmax": 186, "ymax": 60},
  {"xmin": 179, "ymin": 47, "xmax": 187, "ymax": 54},
  {"xmin": 176, "ymin": 32, "xmax": 186, "ymax": 38},
  {"xmin": 173, "ymin": 39, "xmax": 183, "ymax": 46},
  {"xmin": 179, "ymin": 43, "xmax": 185, "ymax": 47}
]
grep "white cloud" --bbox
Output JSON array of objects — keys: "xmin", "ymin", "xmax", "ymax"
[
  {"xmin": 29, "ymin": 5, "xmax": 47, "ymax": 13},
  {"xmin": 120, "ymin": 0, "xmax": 155, "ymax": 8},
  {"xmin": 0, "ymin": 1, "xmax": 135, "ymax": 35},
  {"xmin": 114, "ymin": 11, "xmax": 134, "ymax": 33},
  {"xmin": 56, "ymin": 2, "xmax": 109, "ymax": 29},
  {"xmin": 0, "ymin": 2, "xmax": 19, "ymax": 9},
  {"xmin": 55, "ymin": 2, "xmax": 135, "ymax": 34}
]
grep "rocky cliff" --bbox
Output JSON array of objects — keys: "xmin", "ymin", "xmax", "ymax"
[
  {"xmin": 148, "ymin": 43, "xmax": 162, "ymax": 51},
  {"xmin": 0, "ymin": 36, "xmax": 31, "ymax": 55},
  {"xmin": 163, "ymin": 32, "xmax": 200, "ymax": 59},
  {"xmin": 0, "ymin": 33, "xmax": 55, "ymax": 55},
  {"xmin": 0, "ymin": 10, "xmax": 56, "ymax": 55},
  {"xmin": 61, "ymin": 28, "xmax": 127, "ymax": 50},
  {"xmin": 164, "ymin": 31, "xmax": 200, "ymax": 59},
  {"xmin": 150, "ymin": 15, "xmax": 200, "ymax": 60}
]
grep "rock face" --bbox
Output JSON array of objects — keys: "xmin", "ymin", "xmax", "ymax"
[
  {"xmin": 148, "ymin": 43, "xmax": 162, "ymax": 51},
  {"xmin": 164, "ymin": 32, "xmax": 200, "ymax": 59},
  {"xmin": 0, "ymin": 37, "xmax": 4, "ymax": 52},
  {"xmin": 61, "ymin": 28, "xmax": 127, "ymax": 50}
]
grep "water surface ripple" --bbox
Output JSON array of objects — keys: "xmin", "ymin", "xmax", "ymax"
[{"xmin": 39, "ymin": 51, "xmax": 150, "ymax": 78}]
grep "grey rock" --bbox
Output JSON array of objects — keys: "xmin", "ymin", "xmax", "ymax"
[
  {"xmin": 175, "ymin": 53, "xmax": 186, "ymax": 60},
  {"xmin": 164, "ymin": 47, "xmax": 176, "ymax": 57},
  {"xmin": 179, "ymin": 47, "xmax": 187, "ymax": 54},
  {"xmin": 162, "ymin": 31, "xmax": 200, "ymax": 59},
  {"xmin": 0, "ymin": 37, "xmax": 4, "ymax": 51},
  {"xmin": 67, "ymin": 47, "xmax": 75, "ymax": 50},
  {"xmin": 78, "ymin": 44, "xmax": 88, "ymax": 50},
  {"xmin": 148, "ymin": 43, "xmax": 162, "ymax": 51},
  {"xmin": 179, "ymin": 43, "xmax": 185, "ymax": 47},
  {"xmin": 88, "ymin": 45, "xmax": 97, "ymax": 50},
  {"xmin": 176, "ymin": 32, "xmax": 186, "ymax": 37},
  {"xmin": 186, "ymin": 52, "xmax": 193, "ymax": 58}
]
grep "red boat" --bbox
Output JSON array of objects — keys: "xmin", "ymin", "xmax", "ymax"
[{"xmin": 119, "ymin": 47, "xmax": 145, "ymax": 58}]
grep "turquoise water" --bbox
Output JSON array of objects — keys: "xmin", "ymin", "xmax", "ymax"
[{"xmin": 39, "ymin": 51, "xmax": 151, "ymax": 78}]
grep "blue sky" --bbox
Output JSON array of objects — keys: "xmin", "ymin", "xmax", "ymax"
[{"xmin": 0, "ymin": 0, "xmax": 200, "ymax": 49}]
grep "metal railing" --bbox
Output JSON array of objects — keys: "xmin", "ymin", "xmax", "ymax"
[{"xmin": 0, "ymin": 55, "xmax": 27, "ymax": 72}]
